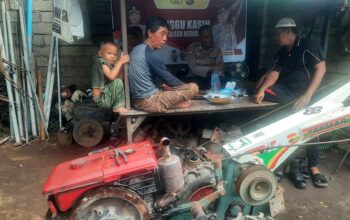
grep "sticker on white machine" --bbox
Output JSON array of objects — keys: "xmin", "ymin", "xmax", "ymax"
[
  {"xmin": 252, "ymin": 131, "xmax": 265, "ymax": 138},
  {"xmin": 226, "ymin": 137, "xmax": 252, "ymax": 151},
  {"xmin": 301, "ymin": 114, "xmax": 350, "ymax": 140}
]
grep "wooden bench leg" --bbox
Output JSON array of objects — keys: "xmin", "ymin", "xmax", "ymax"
[
  {"xmin": 126, "ymin": 116, "xmax": 146, "ymax": 143},
  {"xmin": 127, "ymin": 117, "xmax": 133, "ymax": 144}
]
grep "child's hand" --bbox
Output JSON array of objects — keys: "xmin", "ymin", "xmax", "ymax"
[{"xmin": 118, "ymin": 54, "xmax": 129, "ymax": 65}]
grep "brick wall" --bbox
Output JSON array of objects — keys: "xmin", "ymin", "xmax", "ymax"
[{"xmin": 32, "ymin": 0, "xmax": 113, "ymax": 89}]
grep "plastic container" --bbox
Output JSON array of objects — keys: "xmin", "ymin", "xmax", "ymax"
[
  {"xmin": 220, "ymin": 88, "xmax": 232, "ymax": 97},
  {"xmin": 211, "ymin": 71, "xmax": 221, "ymax": 94}
]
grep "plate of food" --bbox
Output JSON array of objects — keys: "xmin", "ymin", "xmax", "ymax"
[
  {"xmin": 209, "ymin": 98, "xmax": 233, "ymax": 105},
  {"xmin": 203, "ymin": 93, "xmax": 231, "ymax": 100}
]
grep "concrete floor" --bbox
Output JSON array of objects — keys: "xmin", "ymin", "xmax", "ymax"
[{"xmin": 0, "ymin": 137, "xmax": 349, "ymax": 220}]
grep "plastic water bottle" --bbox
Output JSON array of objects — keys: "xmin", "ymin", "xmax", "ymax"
[{"xmin": 211, "ymin": 71, "xmax": 221, "ymax": 94}]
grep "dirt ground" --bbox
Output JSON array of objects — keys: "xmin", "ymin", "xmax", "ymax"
[{"xmin": 0, "ymin": 136, "xmax": 349, "ymax": 220}]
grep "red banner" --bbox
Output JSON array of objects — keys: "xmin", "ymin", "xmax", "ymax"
[{"xmin": 113, "ymin": 0, "xmax": 246, "ymax": 63}]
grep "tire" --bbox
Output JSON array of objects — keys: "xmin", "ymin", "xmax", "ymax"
[{"xmin": 73, "ymin": 119, "xmax": 104, "ymax": 148}]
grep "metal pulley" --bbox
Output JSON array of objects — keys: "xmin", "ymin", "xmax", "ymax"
[{"xmin": 235, "ymin": 165, "xmax": 278, "ymax": 206}]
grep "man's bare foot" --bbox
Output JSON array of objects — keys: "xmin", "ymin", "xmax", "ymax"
[
  {"xmin": 173, "ymin": 100, "xmax": 191, "ymax": 109},
  {"xmin": 310, "ymin": 166, "xmax": 320, "ymax": 175},
  {"xmin": 113, "ymin": 107, "xmax": 128, "ymax": 113},
  {"xmin": 160, "ymin": 84, "xmax": 173, "ymax": 91}
]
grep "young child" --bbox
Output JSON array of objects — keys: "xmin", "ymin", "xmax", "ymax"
[{"xmin": 91, "ymin": 42, "xmax": 129, "ymax": 113}]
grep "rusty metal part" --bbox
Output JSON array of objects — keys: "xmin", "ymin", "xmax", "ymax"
[
  {"xmin": 57, "ymin": 130, "xmax": 73, "ymax": 146},
  {"xmin": 198, "ymin": 181, "xmax": 225, "ymax": 207},
  {"xmin": 184, "ymin": 152, "xmax": 201, "ymax": 170},
  {"xmin": 203, "ymin": 151, "xmax": 225, "ymax": 161},
  {"xmin": 179, "ymin": 162, "xmax": 215, "ymax": 203},
  {"xmin": 236, "ymin": 165, "xmax": 278, "ymax": 206},
  {"xmin": 166, "ymin": 119, "xmax": 192, "ymax": 147},
  {"xmin": 73, "ymin": 119, "xmax": 104, "ymax": 148},
  {"xmin": 205, "ymin": 142, "xmax": 222, "ymax": 153},
  {"xmin": 183, "ymin": 163, "xmax": 214, "ymax": 186},
  {"xmin": 166, "ymin": 120, "xmax": 191, "ymax": 139},
  {"xmin": 70, "ymin": 187, "xmax": 150, "ymax": 220},
  {"xmin": 210, "ymin": 127, "xmax": 222, "ymax": 144},
  {"xmin": 154, "ymin": 193, "xmax": 177, "ymax": 209},
  {"xmin": 226, "ymin": 211, "xmax": 272, "ymax": 220},
  {"xmin": 190, "ymin": 202, "xmax": 206, "ymax": 219},
  {"xmin": 269, "ymin": 186, "xmax": 285, "ymax": 217},
  {"xmin": 214, "ymin": 160, "xmax": 224, "ymax": 189},
  {"xmin": 165, "ymin": 180, "xmax": 224, "ymax": 217},
  {"xmin": 158, "ymin": 137, "xmax": 184, "ymax": 193},
  {"xmin": 216, "ymin": 181, "xmax": 225, "ymax": 196}
]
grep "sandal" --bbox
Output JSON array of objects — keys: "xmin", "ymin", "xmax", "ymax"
[{"xmin": 311, "ymin": 172, "xmax": 328, "ymax": 188}]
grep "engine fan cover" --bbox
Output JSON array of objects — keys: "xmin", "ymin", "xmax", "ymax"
[{"xmin": 70, "ymin": 187, "xmax": 150, "ymax": 220}]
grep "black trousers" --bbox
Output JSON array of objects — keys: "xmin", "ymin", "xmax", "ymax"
[{"xmin": 264, "ymin": 84, "xmax": 319, "ymax": 167}]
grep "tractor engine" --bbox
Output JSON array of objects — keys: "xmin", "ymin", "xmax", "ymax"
[{"xmin": 43, "ymin": 138, "xmax": 279, "ymax": 219}]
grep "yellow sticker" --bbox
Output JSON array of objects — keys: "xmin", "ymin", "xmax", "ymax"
[{"xmin": 153, "ymin": 0, "xmax": 210, "ymax": 10}]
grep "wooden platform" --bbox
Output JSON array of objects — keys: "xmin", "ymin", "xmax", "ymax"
[{"xmin": 120, "ymin": 96, "xmax": 278, "ymax": 143}]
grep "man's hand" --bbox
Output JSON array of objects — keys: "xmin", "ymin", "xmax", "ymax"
[
  {"xmin": 255, "ymin": 89, "xmax": 265, "ymax": 104},
  {"xmin": 293, "ymin": 94, "xmax": 311, "ymax": 112}
]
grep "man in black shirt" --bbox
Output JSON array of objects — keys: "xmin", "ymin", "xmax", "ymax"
[{"xmin": 255, "ymin": 18, "xmax": 328, "ymax": 189}]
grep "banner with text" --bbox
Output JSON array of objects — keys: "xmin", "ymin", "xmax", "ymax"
[{"xmin": 113, "ymin": 0, "xmax": 246, "ymax": 64}]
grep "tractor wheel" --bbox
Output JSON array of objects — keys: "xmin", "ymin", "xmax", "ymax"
[
  {"xmin": 73, "ymin": 119, "xmax": 104, "ymax": 148},
  {"xmin": 69, "ymin": 187, "xmax": 150, "ymax": 220}
]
